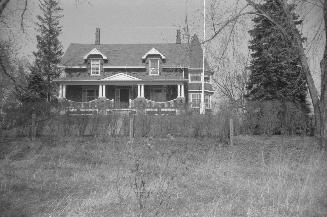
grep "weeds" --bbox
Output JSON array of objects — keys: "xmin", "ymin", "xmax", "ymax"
[{"xmin": 0, "ymin": 136, "xmax": 326, "ymax": 217}]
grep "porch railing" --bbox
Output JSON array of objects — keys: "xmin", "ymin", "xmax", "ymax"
[
  {"xmin": 59, "ymin": 97, "xmax": 185, "ymax": 115},
  {"xmin": 129, "ymin": 98, "xmax": 177, "ymax": 109},
  {"xmin": 59, "ymin": 98, "xmax": 114, "ymax": 114}
]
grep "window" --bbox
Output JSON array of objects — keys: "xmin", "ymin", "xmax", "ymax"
[
  {"xmin": 189, "ymin": 74, "xmax": 211, "ymax": 83},
  {"xmin": 149, "ymin": 59, "xmax": 159, "ymax": 75},
  {"xmin": 91, "ymin": 59, "xmax": 101, "ymax": 75},
  {"xmin": 191, "ymin": 93, "xmax": 201, "ymax": 108},
  {"xmin": 205, "ymin": 94, "xmax": 211, "ymax": 109},
  {"xmin": 189, "ymin": 74, "xmax": 201, "ymax": 83}
]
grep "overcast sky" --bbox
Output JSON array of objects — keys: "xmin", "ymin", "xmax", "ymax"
[
  {"xmin": 2, "ymin": 0, "xmax": 205, "ymax": 58},
  {"xmin": 61, "ymin": 0, "xmax": 203, "ymax": 44}
]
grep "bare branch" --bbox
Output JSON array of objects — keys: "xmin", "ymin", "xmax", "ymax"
[
  {"xmin": 204, "ymin": 11, "xmax": 252, "ymax": 43},
  {"xmin": 0, "ymin": 0, "xmax": 10, "ymax": 17},
  {"xmin": 20, "ymin": 0, "xmax": 28, "ymax": 32},
  {"xmin": 245, "ymin": 0, "xmax": 291, "ymax": 39}
]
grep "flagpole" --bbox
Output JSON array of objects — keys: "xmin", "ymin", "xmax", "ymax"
[{"xmin": 200, "ymin": 0, "xmax": 206, "ymax": 114}]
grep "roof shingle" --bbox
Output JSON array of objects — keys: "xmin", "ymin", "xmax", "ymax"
[{"xmin": 61, "ymin": 40, "xmax": 210, "ymax": 69}]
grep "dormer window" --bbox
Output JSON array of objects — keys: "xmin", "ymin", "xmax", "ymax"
[
  {"xmin": 91, "ymin": 59, "xmax": 101, "ymax": 75},
  {"xmin": 149, "ymin": 58, "xmax": 159, "ymax": 75},
  {"xmin": 142, "ymin": 48, "xmax": 165, "ymax": 76}
]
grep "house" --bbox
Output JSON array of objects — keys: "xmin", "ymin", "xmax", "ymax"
[{"xmin": 56, "ymin": 28, "xmax": 214, "ymax": 115}]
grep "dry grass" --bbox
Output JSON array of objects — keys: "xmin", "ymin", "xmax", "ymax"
[{"xmin": 0, "ymin": 135, "xmax": 326, "ymax": 217}]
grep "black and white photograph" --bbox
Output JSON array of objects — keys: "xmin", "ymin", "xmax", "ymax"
[{"xmin": 0, "ymin": 0, "xmax": 326, "ymax": 216}]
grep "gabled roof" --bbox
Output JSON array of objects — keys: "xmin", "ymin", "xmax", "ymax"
[
  {"xmin": 61, "ymin": 39, "xmax": 210, "ymax": 70},
  {"xmin": 142, "ymin": 48, "xmax": 166, "ymax": 60},
  {"xmin": 83, "ymin": 48, "xmax": 108, "ymax": 60}
]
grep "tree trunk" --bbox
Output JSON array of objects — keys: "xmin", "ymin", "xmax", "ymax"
[
  {"xmin": 319, "ymin": 1, "xmax": 327, "ymax": 148},
  {"xmin": 278, "ymin": 0, "xmax": 325, "ymax": 147}
]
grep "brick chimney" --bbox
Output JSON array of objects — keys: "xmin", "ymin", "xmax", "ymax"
[
  {"xmin": 176, "ymin": 29, "xmax": 181, "ymax": 44},
  {"xmin": 95, "ymin": 28, "xmax": 100, "ymax": 45}
]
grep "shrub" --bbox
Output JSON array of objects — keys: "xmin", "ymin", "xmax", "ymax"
[{"xmin": 242, "ymin": 100, "xmax": 312, "ymax": 135}]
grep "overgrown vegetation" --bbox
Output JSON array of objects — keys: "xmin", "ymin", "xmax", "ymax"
[
  {"xmin": 0, "ymin": 136, "xmax": 325, "ymax": 217},
  {"xmin": 1, "ymin": 99, "xmax": 314, "ymax": 141}
]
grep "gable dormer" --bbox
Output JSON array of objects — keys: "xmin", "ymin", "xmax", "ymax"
[
  {"xmin": 142, "ymin": 48, "xmax": 166, "ymax": 75},
  {"xmin": 83, "ymin": 48, "xmax": 107, "ymax": 76}
]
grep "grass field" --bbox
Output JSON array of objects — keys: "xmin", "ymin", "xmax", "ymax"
[{"xmin": 0, "ymin": 135, "xmax": 326, "ymax": 217}]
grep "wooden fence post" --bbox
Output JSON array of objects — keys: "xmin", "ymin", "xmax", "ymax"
[
  {"xmin": 229, "ymin": 118, "xmax": 234, "ymax": 146},
  {"xmin": 129, "ymin": 111, "xmax": 135, "ymax": 141},
  {"xmin": 31, "ymin": 113, "xmax": 36, "ymax": 140}
]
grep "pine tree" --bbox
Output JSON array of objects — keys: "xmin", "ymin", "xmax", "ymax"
[
  {"xmin": 31, "ymin": 0, "xmax": 63, "ymax": 102},
  {"xmin": 246, "ymin": 0, "xmax": 308, "ymax": 112}
]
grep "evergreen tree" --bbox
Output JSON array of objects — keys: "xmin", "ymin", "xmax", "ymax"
[
  {"xmin": 246, "ymin": 0, "xmax": 308, "ymax": 112},
  {"xmin": 32, "ymin": 0, "xmax": 63, "ymax": 102}
]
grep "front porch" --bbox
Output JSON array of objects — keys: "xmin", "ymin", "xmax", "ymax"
[{"xmin": 58, "ymin": 83, "xmax": 186, "ymax": 115}]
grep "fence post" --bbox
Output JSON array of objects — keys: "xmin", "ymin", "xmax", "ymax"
[
  {"xmin": 129, "ymin": 111, "xmax": 135, "ymax": 141},
  {"xmin": 31, "ymin": 113, "xmax": 36, "ymax": 140},
  {"xmin": 229, "ymin": 118, "xmax": 234, "ymax": 146}
]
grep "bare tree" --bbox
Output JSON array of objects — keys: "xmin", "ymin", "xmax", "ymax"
[{"xmin": 210, "ymin": 49, "xmax": 249, "ymax": 111}]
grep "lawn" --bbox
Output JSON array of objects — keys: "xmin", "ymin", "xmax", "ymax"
[{"xmin": 0, "ymin": 135, "xmax": 326, "ymax": 217}]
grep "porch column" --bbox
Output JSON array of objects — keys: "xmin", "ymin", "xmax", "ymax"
[
  {"xmin": 138, "ymin": 84, "xmax": 144, "ymax": 97},
  {"xmin": 99, "ymin": 85, "xmax": 102, "ymax": 98},
  {"xmin": 59, "ymin": 84, "xmax": 63, "ymax": 98},
  {"xmin": 181, "ymin": 84, "xmax": 185, "ymax": 98},
  {"xmin": 177, "ymin": 84, "xmax": 181, "ymax": 97},
  {"xmin": 141, "ymin": 84, "xmax": 144, "ymax": 97},
  {"xmin": 63, "ymin": 84, "xmax": 66, "ymax": 98},
  {"xmin": 102, "ymin": 85, "xmax": 106, "ymax": 98},
  {"xmin": 137, "ymin": 84, "xmax": 141, "ymax": 97}
]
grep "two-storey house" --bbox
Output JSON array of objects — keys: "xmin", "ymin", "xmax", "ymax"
[{"xmin": 56, "ymin": 28, "xmax": 213, "ymax": 115}]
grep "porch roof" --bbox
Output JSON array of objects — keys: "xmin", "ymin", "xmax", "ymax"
[{"xmin": 56, "ymin": 71, "xmax": 186, "ymax": 82}]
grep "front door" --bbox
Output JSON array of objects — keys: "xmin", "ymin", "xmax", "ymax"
[
  {"xmin": 120, "ymin": 89, "xmax": 129, "ymax": 108},
  {"xmin": 150, "ymin": 87, "xmax": 166, "ymax": 102},
  {"xmin": 115, "ymin": 88, "xmax": 129, "ymax": 108}
]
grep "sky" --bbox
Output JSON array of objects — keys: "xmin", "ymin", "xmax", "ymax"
[{"xmin": 2, "ymin": 0, "xmax": 205, "ymax": 58}]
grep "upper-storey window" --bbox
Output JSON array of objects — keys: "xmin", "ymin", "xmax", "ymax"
[
  {"xmin": 189, "ymin": 74, "xmax": 211, "ymax": 83},
  {"xmin": 91, "ymin": 59, "xmax": 101, "ymax": 75},
  {"xmin": 149, "ymin": 58, "xmax": 160, "ymax": 75},
  {"xmin": 189, "ymin": 74, "xmax": 201, "ymax": 83}
]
